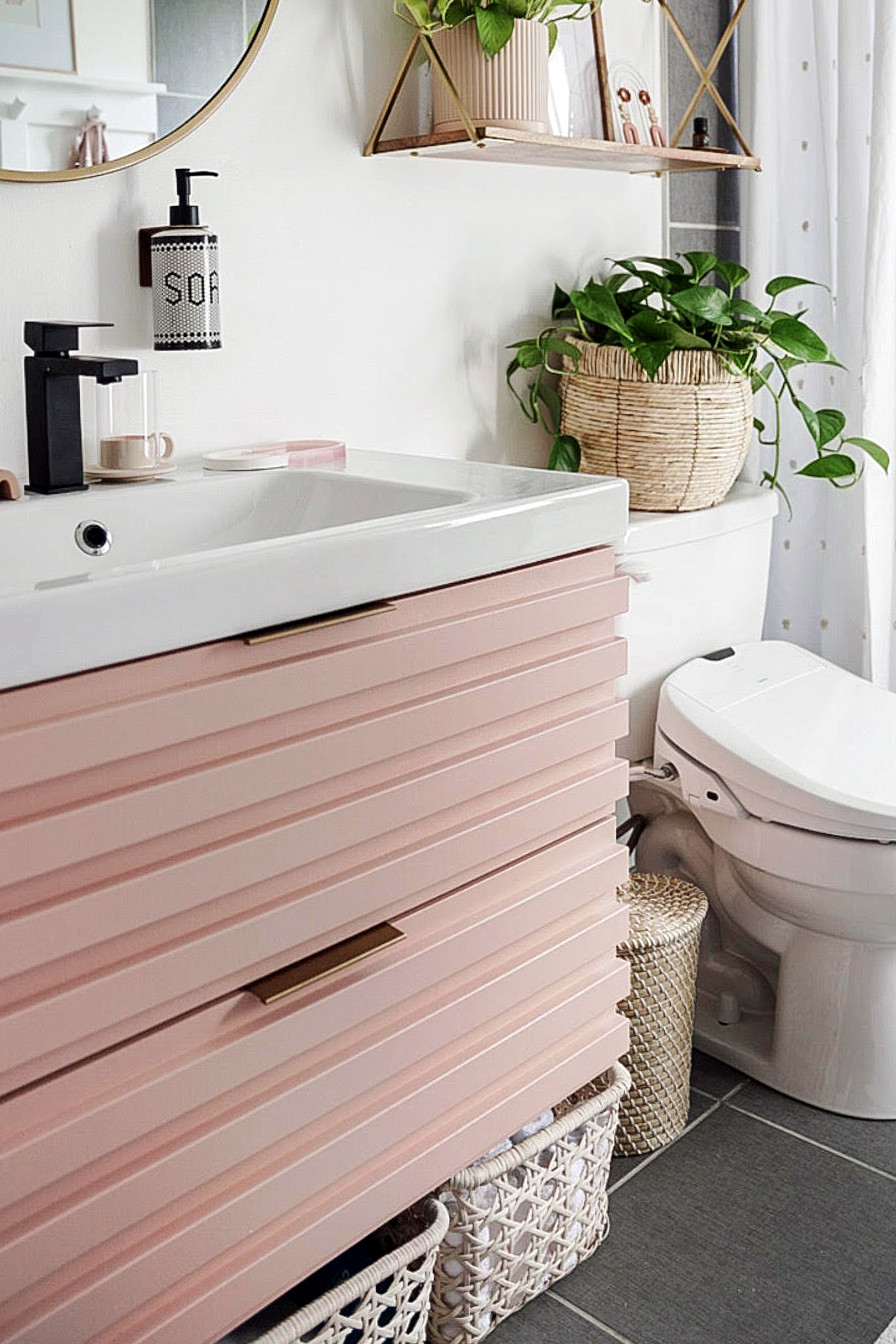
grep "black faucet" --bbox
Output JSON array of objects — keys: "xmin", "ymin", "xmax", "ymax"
[{"xmin": 24, "ymin": 321, "xmax": 139, "ymax": 495}]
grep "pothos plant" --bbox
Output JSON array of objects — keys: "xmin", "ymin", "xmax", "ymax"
[
  {"xmin": 506, "ymin": 252, "xmax": 889, "ymax": 510},
  {"xmin": 394, "ymin": 0, "xmax": 601, "ymax": 59}
]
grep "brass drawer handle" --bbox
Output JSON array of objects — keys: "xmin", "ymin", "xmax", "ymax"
[
  {"xmin": 243, "ymin": 601, "xmax": 396, "ymax": 646},
  {"xmin": 245, "ymin": 923, "xmax": 406, "ymax": 1005}
]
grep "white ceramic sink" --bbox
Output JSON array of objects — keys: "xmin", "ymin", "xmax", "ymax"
[{"xmin": 0, "ymin": 450, "xmax": 628, "ymax": 690}]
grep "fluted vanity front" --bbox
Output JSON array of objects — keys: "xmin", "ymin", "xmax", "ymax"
[{"xmin": 0, "ymin": 456, "xmax": 631, "ymax": 1344}]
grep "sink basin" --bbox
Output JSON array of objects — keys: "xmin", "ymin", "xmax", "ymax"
[
  {"xmin": 0, "ymin": 470, "xmax": 471, "ymax": 594},
  {"xmin": 0, "ymin": 450, "xmax": 628, "ymax": 689}
]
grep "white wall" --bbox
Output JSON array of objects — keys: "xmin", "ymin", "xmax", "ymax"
[{"xmin": 0, "ymin": 1, "xmax": 663, "ymax": 485}]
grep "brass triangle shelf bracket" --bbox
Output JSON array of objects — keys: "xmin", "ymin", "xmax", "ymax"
[
  {"xmin": 657, "ymin": 0, "xmax": 755, "ymax": 157},
  {"xmin": 364, "ymin": 29, "xmax": 481, "ymax": 157}
]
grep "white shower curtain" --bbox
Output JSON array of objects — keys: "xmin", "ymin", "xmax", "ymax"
[{"xmin": 741, "ymin": 0, "xmax": 896, "ymax": 686}]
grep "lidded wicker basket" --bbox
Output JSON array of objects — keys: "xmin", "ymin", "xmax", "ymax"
[
  {"xmin": 560, "ymin": 342, "xmax": 753, "ymax": 512},
  {"xmin": 613, "ymin": 874, "xmax": 709, "ymax": 1156}
]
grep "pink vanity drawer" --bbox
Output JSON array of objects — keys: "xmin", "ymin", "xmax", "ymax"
[
  {"xmin": 0, "ymin": 549, "xmax": 629, "ymax": 1093},
  {"xmin": 0, "ymin": 824, "xmax": 629, "ymax": 1344}
]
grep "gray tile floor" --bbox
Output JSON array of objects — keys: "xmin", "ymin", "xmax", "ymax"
[{"xmin": 490, "ymin": 1052, "xmax": 896, "ymax": 1344}]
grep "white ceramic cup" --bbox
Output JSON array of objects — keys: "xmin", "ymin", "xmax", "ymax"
[{"xmin": 99, "ymin": 433, "xmax": 175, "ymax": 471}]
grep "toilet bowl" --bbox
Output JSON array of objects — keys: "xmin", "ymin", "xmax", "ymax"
[{"xmin": 617, "ymin": 489, "xmax": 896, "ymax": 1118}]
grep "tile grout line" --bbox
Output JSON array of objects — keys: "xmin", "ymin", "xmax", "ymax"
[
  {"xmin": 545, "ymin": 1289, "xmax": 643, "ymax": 1344},
  {"xmin": 607, "ymin": 1094, "xmax": 727, "ymax": 1194},
  {"xmin": 726, "ymin": 1101, "xmax": 896, "ymax": 1184}
]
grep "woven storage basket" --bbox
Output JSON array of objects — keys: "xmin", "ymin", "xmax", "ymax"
[
  {"xmin": 614, "ymin": 874, "xmax": 709, "ymax": 1156},
  {"xmin": 246, "ymin": 1200, "xmax": 448, "ymax": 1344},
  {"xmin": 560, "ymin": 342, "xmax": 753, "ymax": 512},
  {"xmin": 427, "ymin": 1062, "xmax": 631, "ymax": 1344}
]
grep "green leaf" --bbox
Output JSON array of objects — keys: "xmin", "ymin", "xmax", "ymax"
[
  {"xmin": 474, "ymin": 4, "xmax": 515, "ymax": 55},
  {"xmin": 797, "ymin": 454, "xmax": 857, "ymax": 480},
  {"xmin": 770, "ymin": 317, "xmax": 830, "ymax": 362},
  {"xmin": 682, "ymin": 251, "xmax": 719, "ymax": 282},
  {"xmin": 669, "ymin": 285, "xmax": 731, "ymax": 324},
  {"xmin": 551, "ymin": 283, "xmax": 573, "ymax": 318},
  {"xmin": 515, "ymin": 342, "xmax": 544, "ymax": 369},
  {"xmin": 627, "ymin": 310, "xmax": 712, "ymax": 349},
  {"xmin": 630, "ymin": 342, "xmax": 674, "ymax": 380},
  {"xmin": 765, "ymin": 275, "xmax": 827, "ymax": 299},
  {"xmin": 537, "ymin": 383, "xmax": 562, "ymax": 434},
  {"xmin": 753, "ymin": 417, "xmax": 766, "ymax": 434},
  {"xmin": 632, "ymin": 256, "xmax": 686, "ymax": 276},
  {"xmin": 549, "ymin": 434, "xmax": 581, "ymax": 472},
  {"xmin": 399, "ymin": 0, "xmax": 435, "ymax": 26},
  {"xmin": 816, "ymin": 409, "xmax": 846, "ymax": 447},
  {"xmin": 777, "ymin": 355, "xmax": 804, "ymax": 373},
  {"xmin": 716, "ymin": 260, "xmax": 751, "ymax": 293},
  {"xmin": 569, "ymin": 284, "xmax": 631, "ymax": 339},
  {"xmin": 730, "ymin": 299, "xmax": 770, "ymax": 327},
  {"xmin": 547, "ymin": 20, "xmax": 558, "ymax": 52},
  {"xmin": 505, "ymin": 357, "xmax": 538, "ymax": 423},
  {"xmin": 751, "ymin": 361, "xmax": 774, "ymax": 393},
  {"xmin": 541, "ymin": 336, "xmax": 582, "ymax": 366},
  {"xmin": 439, "ymin": 0, "xmax": 467, "ymax": 23},
  {"xmin": 843, "ymin": 437, "xmax": 891, "ymax": 472},
  {"xmin": 503, "ymin": 0, "xmax": 529, "ymax": 14},
  {"xmin": 794, "ymin": 399, "xmax": 821, "ymax": 446},
  {"xmin": 604, "ymin": 273, "xmax": 629, "ymax": 294}
]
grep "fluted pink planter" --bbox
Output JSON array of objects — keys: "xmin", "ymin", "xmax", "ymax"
[{"xmin": 432, "ymin": 18, "xmax": 550, "ymax": 133}]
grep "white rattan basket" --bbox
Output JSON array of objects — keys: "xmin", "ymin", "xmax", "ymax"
[
  {"xmin": 247, "ymin": 1200, "xmax": 449, "ymax": 1344},
  {"xmin": 427, "ymin": 1063, "xmax": 631, "ymax": 1344}
]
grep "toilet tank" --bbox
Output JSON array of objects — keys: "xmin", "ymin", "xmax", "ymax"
[{"xmin": 615, "ymin": 483, "xmax": 778, "ymax": 762}]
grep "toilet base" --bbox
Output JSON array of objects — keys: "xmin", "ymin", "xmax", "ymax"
[
  {"xmin": 634, "ymin": 795, "xmax": 896, "ymax": 1120},
  {"xmin": 693, "ymin": 927, "xmax": 896, "ymax": 1120}
]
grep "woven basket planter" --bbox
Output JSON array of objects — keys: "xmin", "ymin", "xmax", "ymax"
[
  {"xmin": 560, "ymin": 342, "xmax": 753, "ymax": 512},
  {"xmin": 431, "ymin": 20, "xmax": 550, "ymax": 134},
  {"xmin": 246, "ymin": 1200, "xmax": 448, "ymax": 1344},
  {"xmin": 614, "ymin": 874, "xmax": 709, "ymax": 1157},
  {"xmin": 427, "ymin": 1062, "xmax": 631, "ymax": 1344}
]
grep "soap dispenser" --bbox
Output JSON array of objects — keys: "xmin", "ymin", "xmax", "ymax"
[{"xmin": 151, "ymin": 168, "xmax": 221, "ymax": 352}]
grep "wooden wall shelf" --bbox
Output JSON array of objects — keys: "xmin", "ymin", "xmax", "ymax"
[{"xmin": 370, "ymin": 126, "xmax": 760, "ymax": 175}]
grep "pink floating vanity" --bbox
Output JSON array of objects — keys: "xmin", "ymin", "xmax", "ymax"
[{"xmin": 0, "ymin": 476, "xmax": 630, "ymax": 1344}]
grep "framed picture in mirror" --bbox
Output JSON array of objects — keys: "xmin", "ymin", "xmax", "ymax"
[{"xmin": 0, "ymin": 0, "xmax": 74, "ymax": 74}]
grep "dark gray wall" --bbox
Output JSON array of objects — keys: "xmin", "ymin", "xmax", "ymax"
[{"xmin": 666, "ymin": 0, "xmax": 741, "ymax": 264}]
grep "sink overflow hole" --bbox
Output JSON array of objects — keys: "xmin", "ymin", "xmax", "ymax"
[{"xmin": 75, "ymin": 521, "xmax": 112, "ymax": 557}]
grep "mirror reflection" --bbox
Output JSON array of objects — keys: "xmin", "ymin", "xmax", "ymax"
[{"xmin": 0, "ymin": 0, "xmax": 268, "ymax": 174}]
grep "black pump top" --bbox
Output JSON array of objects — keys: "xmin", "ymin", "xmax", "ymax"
[{"xmin": 170, "ymin": 168, "xmax": 218, "ymax": 226}]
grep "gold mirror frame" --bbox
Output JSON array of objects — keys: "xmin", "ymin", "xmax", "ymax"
[{"xmin": 0, "ymin": 0, "xmax": 279, "ymax": 184}]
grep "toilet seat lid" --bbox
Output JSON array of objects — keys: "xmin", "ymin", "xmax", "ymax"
[{"xmin": 657, "ymin": 641, "xmax": 896, "ymax": 842}]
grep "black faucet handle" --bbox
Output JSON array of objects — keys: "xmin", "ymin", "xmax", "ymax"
[{"xmin": 24, "ymin": 321, "xmax": 113, "ymax": 355}]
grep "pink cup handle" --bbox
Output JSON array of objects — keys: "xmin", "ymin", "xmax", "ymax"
[{"xmin": 159, "ymin": 434, "xmax": 175, "ymax": 461}]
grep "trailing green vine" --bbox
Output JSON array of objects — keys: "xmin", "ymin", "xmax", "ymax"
[{"xmin": 507, "ymin": 253, "xmax": 889, "ymax": 510}]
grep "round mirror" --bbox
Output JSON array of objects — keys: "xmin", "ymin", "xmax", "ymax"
[{"xmin": 0, "ymin": 0, "xmax": 278, "ymax": 182}]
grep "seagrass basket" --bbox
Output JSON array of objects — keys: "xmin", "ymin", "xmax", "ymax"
[
  {"xmin": 246, "ymin": 1200, "xmax": 449, "ymax": 1344},
  {"xmin": 560, "ymin": 342, "xmax": 753, "ymax": 512},
  {"xmin": 614, "ymin": 874, "xmax": 709, "ymax": 1156},
  {"xmin": 427, "ymin": 1062, "xmax": 631, "ymax": 1344}
]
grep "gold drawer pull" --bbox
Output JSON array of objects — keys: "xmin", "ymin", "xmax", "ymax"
[
  {"xmin": 245, "ymin": 923, "xmax": 406, "ymax": 1005},
  {"xmin": 243, "ymin": 601, "xmax": 396, "ymax": 645}
]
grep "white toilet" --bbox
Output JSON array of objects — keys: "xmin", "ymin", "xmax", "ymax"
[{"xmin": 617, "ymin": 485, "xmax": 896, "ymax": 1119}]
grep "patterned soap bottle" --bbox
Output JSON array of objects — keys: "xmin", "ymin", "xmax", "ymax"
[{"xmin": 151, "ymin": 168, "xmax": 221, "ymax": 351}]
